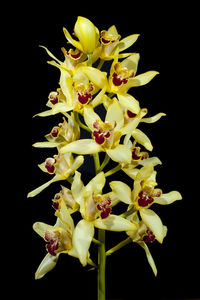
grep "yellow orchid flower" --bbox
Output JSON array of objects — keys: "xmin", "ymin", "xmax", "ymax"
[
  {"xmin": 80, "ymin": 52, "xmax": 159, "ymax": 96},
  {"xmin": 39, "ymin": 45, "xmax": 87, "ymax": 76},
  {"xmin": 27, "ymin": 153, "xmax": 84, "ymax": 198},
  {"xmin": 33, "ymin": 113, "xmax": 80, "ymax": 150},
  {"xmin": 33, "ymin": 197, "xmax": 92, "ymax": 279},
  {"xmin": 61, "ymin": 170, "xmax": 138, "ymax": 266},
  {"xmin": 99, "ymin": 25, "xmax": 140, "ymax": 60},
  {"xmin": 35, "ymin": 65, "xmax": 107, "ymax": 117},
  {"xmin": 63, "ymin": 16, "xmax": 100, "ymax": 55},
  {"xmin": 121, "ymin": 138, "xmax": 162, "ymax": 179},
  {"xmin": 110, "ymin": 164, "xmax": 182, "ymax": 243},
  {"xmin": 60, "ymin": 99, "xmax": 150, "ymax": 164},
  {"xmin": 126, "ymin": 211, "xmax": 167, "ymax": 276}
]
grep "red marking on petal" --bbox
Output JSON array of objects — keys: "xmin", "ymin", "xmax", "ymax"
[
  {"xmin": 132, "ymin": 148, "xmax": 141, "ymax": 160},
  {"xmin": 101, "ymin": 207, "xmax": 111, "ymax": 219},
  {"xmin": 78, "ymin": 93, "xmax": 91, "ymax": 104},
  {"xmin": 127, "ymin": 110, "xmax": 137, "ymax": 118},
  {"xmin": 104, "ymin": 132, "xmax": 110, "ymax": 138},
  {"xmin": 50, "ymin": 97, "xmax": 58, "ymax": 105},
  {"xmin": 45, "ymin": 159, "xmax": 55, "ymax": 174},
  {"xmin": 51, "ymin": 128, "xmax": 59, "ymax": 138},
  {"xmin": 95, "ymin": 134, "xmax": 105, "ymax": 145},
  {"xmin": 138, "ymin": 191, "xmax": 154, "ymax": 207},
  {"xmin": 143, "ymin": 230, "xmax": 155, "ymax": 243},
  {"xmin": 112, "ymin": 72, "xmax": 123, "ymax": 86}
]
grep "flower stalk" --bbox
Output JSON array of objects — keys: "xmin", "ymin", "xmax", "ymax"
[{"xmin": 98, "ymin": 229, "xmax": 106, "ymax": 300}]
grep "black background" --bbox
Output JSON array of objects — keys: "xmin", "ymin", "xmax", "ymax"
[{"xmin": 5, "ymin": 1, "xmax": 199, "ymax": 300}]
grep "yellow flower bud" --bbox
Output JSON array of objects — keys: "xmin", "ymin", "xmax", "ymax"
[{"xmin": 74, "ymin": 16, "xmax": 99, "ymax": 54}]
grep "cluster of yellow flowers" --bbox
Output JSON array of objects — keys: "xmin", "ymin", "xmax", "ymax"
[{"xmin": 28, "ymin": 16, "xmax": 182, "ymax": 280}]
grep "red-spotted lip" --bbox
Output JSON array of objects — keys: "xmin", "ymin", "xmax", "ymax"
[{"xmin": 143, "ymin": 230, "xmax": 155, "ymax": 243}]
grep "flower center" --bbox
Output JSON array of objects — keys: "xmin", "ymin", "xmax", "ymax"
[
  {"xmin": 74, "ymin": 83, "xmax": 94, "ymax": 105},
  {"xmin": 112, "ymin": 63, "xmax": 134, "ymax": 87},
  {"xmin": 95, "ymin": 195, "xmax": 111, "ymax": 219},
  {"xmin": 138, "ymin": 191, "xmax": 154, "ymax": 207},
  {"xmin": 45, "ymin": 158, "xmax": 56, "ymax": 174},
  {"xmin": 143, "ymin": 230, "xmax": 155, "ymax": 243},
  {"xmin": 132, "ymin": 147, "xmax": 149, "ymax": 161},
  {"xmin": 92, "ymin": 121, "xmax": 113, "ymax": 145},
  {"xmin": 48, "ymin": 91, "xmax": 58, "ymax": 105},
  {"xmin": 44, "ymin": 231, "xmax": 59, "ymax": 256}
]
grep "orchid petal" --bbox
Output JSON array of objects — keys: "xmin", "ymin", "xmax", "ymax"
[
  {"xmin": 135, "ymin": 164, "xmax": 154, "ymax": 182},
  {"xmin": 63, "ymin": 27, "xmax": 83, "ymax": 52},
  {"xmin": 83, "ymin": 105, "xmax": 101, "ymax": 131},
  {"xmin": 85, "ymin": 171, "xmax": 106, "ymax": 195},
  {"xmin": 81, "ymin": 66, "xmax": 108, "ymax": 89},
  {"xmin": 40, "ymin": 46, "xmax": 62, "ymax": 64},
  {"xmin": 60, "ymin": 139, "xmax": 101, "ymax": 154},
  {"xmin": 93, "ymin": 215, "xmax": 138, "ymax": 232},
  {"xmin": 137, "ymin": 241, "xmax": 157, "ymax": 276},
  {"xmin": 27, "ymin": 176, "xmax": 60, "ymax": 198},
  {"xmin": 91, "ymin": 87, "xmax": 107, "ymax": 108},
  {"xmin": 72, "ymin": 220, "xmax": 94, "ymax": 266},
  {"xmin": 129, "ymin": 71, "xmax": 159, "ymax": 87},
  {"xmin": 71, "ymin": 171, "xmax": 84, "ymax": 205},
  {"xmin": 105, "ymin": 98, "xmax": 124, "ymax": 131},
  {"xmin": 154, "ymin": 191, "xmax": 182, "ymax": 205},
  {"xmin": 106, "ymin": 145, "xmax": 132, "ymax": 163},
  {"xmin": 121, "ymin": 53, "xmax": 140, "ymax": 75},
  {"xmin": 109, "ymin": 181, "xmax": 132, "ymax": 204},
  {"xmin": 117, "ymin": 93, "xmax": 140, "ymax": 114},
  {"xmin": 118, "ymin": 34, "xmax": 140, "ymax": 52},
  {"xmin": 140, "ymin": 208, "xmax": 167, "ymax": 243},
  {"xmin": 33, "ymin": 222, "xmax": 54, "ymax": 238},
  {"xmin": 35, "ymin": 253, "xmax": 59, "ymax": 280},
  {"xmin": 141, "ymin": 113, "xmax": 166, "ymax": 123},
  {"xmin": 33, "ymin": 142, "xmax": 60, "ymax": 148},
  {"xmin": 132, "ymin": 128, "xmax": 153, "ymax": 151}
]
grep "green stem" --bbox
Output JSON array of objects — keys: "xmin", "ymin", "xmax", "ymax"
[
  {"xmin": 97, "ymin": 59, "xmax": 104, "ymax": 70},
  {"xmin": 88, "ymin": 53, "xmax": 93, "ymax": 66},
  {"xmin": 74, "ymin": 111, "xmax": 91, "ymax": 132},
  {"xmin": 106, "ymin": 237, "xmax": 132, "ymax": 256},
  {"xmin": 98, "ymin": 229, "xmax": 106, "ymax": 300},
  {"xmin": 93, "ymin": 153, "xmax": 101, "ymax": 174},
  {"xmin": 99, "ymin": 153, "xmax": 110, "ymax": 172},
  {"xmin": 104, "ymin": 164, "xmax": 121, "ymax": 177}
]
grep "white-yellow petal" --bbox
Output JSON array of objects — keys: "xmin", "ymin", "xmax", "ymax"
[
  {"xmin": 137, "ymin": 241, "xmax": 157, "ymax": 276},
  {"xmin": 129, "ymin": 71, "xmax": 159, "ymax": 87},
  {"xmin": 85, "ymin": 171, "xmax": 106, "ymax": 195},
  {"xmin": 109, "ymin": 181, "xmax": 132, "ymax": 204},
  {"xmin": 72, "ymin": 219, "xmax": 94, "ymax": 266},
  {"xmin": 140, "ymin": 208, "xmax": 166, "ymax": 243},
  {"xmin": 106, "ymin": 145, "xmax": 132, "ymax": 163},
  {"xmin": 141, "ymin": 113, "xmax": 166, "ymax": 124},
  {"xmin": 121, "ymin": 53, "xmax": 140, "ymax": 75},
  {"xmin": 117, "ymin": 93, "xmax": 140, "ymax": 114},
  {"xmin": 63, "ymin": 27, "xmax": 83, "ymax": 52},
  {"xmin": 154, "ymin": 191, "xmax": 182, "ymax": 205},
  {"xmin": 132, "ymin": 128, "xmax": 153, "ymax": 151},
  {"xmin": 71, "ymin": 171, "xmax": 84, "ymax": 205},
  {"xmin": 105, "ymin": 98, "xmax": 124, "ymax": 131},
  {"xmin": 60, "ymin": 139, "xmax": 102, "ymax": 154},
  {"xmin": 35, "ymin": 253, "xmax": 59, "ymax": 280},
  {"xmin": 83, "ymin": 105, "xmax": 101, "ymax": 131},
  {"xmin": 81, "ymin": 66, "xmax": 108, "ymax": 89},
  {"xmin": 33, "ymin": 222, "xmax": 54, "ymax": 238},
  {"xmin": 118, "ymin": 34, "xmax": 140, "ymax": 52},
  {"xmin": 93, "ymin": 215, "xmax": 138, "ymax": 232},
  {"xmin": 135, "ymin": 164, "xmax": 154, "ymax": 182},
  {"xmin": 27, "ymin": 176, "xmax": 60, "ymax": 198}
]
